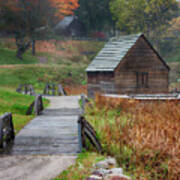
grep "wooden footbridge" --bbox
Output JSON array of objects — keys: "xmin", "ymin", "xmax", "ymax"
[
  {"xmin": 2, "ymin": 96, "xmax": 82, "ymax": 155},
  {"xmin": 0, "ymin": 85, "xmax": 102, "ymax": 180}
]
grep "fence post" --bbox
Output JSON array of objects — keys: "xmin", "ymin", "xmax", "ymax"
[
  {"xmin": 81, "ymin": 94, "xmax": 86, "ymax": 114},
  {"xmin": 34, "ymin": 95, "xmax": 40, "ymax": 115},
  {"xmin": 24, "ymin": 84, "xmax": 28, "ymax": 94},
  {"xmin": 9, "ymin": 113, "xmax": 15, "ymax": 142},
  {"xmin": 0, "ymin": 113, "xmax": 15, "ymax": 149},
  {"xmin": 34, "ymin": 95, "xmax": 44, "ymax": 115},
  {"xmin": 0, "ymin": 120, "xmax": 3, "ymax": 148},
  {"xmin": 78, "ymin": 116, "xmax": 83, "ymax": 152},
  {"xmin": 52, "ymin": 84, "xmax": 56, "ymax": 96},
  {"xmin": 78, "ymin": 95, "xmax": 87, "ymax": 152},
  {"xmin": 58, "ymin": 84, "xmax": 65, "ymax": 96}
]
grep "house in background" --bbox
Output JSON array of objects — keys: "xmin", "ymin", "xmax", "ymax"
[
  {"xmin": 55, "ymin": 16, "xmax": 86, "ymax": 37},
  {"xmin": 86, "ymin": 33, "xmax": 170, "ymax": 98}
]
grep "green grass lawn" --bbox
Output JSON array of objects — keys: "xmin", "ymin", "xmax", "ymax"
[
  {"xmin": 165, "ymin": 50, "xmax": 180, "ymax": 62},
  {"xmin": 0, "ymin": 64, "xmax": 86, "ymax": 90},
  {"xmin": 0, "ymin": 48, "xmax": 38, "ymax": 64},
  {"xmin": 0, "ymin": 39, "xmax": 105, "ymax": 92},
  {"xmin": 0, "ymin": 87, "xmax": 49, "ymax": 133}
]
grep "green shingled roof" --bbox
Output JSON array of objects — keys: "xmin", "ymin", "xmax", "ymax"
[{"xmin": 86, "ymin": 33, "xmax": 142, "ymax": 72}]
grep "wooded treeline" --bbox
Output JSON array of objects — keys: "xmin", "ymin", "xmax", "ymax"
[
  {"xmin": 75, "ymin": 0, "xmax": 180, "ymax": 57},
  {"xmin": 0, "ymin": 0, "xmax": 79, "ymax": 59},
  {"xmin": 0, "ymin": 0, "xmax": 179, "ymax": 60}
]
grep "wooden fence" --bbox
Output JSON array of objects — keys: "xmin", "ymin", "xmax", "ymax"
[
  {"xmin": 0, "ymin": 95, "xmax": 44, "ymax": 149},
  {"xmin": 78, "ymin": 94, "xmax": 102, "ymax": 153},
  {"xmin": 26, "ymin": 95, "xmax": 44, "ymax": 115},
  {"xmin": 16, "ymin": 84, "xmax": 36, "ymax": 96},
  {"xmin": 43, "ymin": 83, "xmax": 66, "ymax": 96},
  {"xmin": 0, "ymin": 113, "xmax": 15, "ymax": 149}
]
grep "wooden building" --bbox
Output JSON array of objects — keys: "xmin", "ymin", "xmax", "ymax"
[
  {"xmin": 86, "ymin": 33, "xmax": 170, "ymax": 98},
  {"xmin": 55, "ymin": 16, "xmax": 86, "ymax": 37}
]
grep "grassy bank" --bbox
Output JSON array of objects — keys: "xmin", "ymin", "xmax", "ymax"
[
  {"xmin": 85, "ymin": 96, "xmax": 180, "ymax": 179},
  {"xmin": 0, "ymin": 38, "xmax": 105, "ymax": 91},
  {"xmin": 0, "ymin": 48, "xmax": 38, "ymax": 65},
  {"xmin": 0, "ymin": 87, "xmax": 49, "ymax": 133},
  {"xmin": 0, "ymin": 64, "xmax": 86, "ymax": 89}
]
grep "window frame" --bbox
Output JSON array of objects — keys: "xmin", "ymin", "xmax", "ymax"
[{"xmin": 136, "ymin": 72, "xmax": 149, "ymax": 88}]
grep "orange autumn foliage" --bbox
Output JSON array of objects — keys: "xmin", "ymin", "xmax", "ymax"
[
  {"xmin": 1, "ymin": 0, "xmax": 79, "ymax": 18},
  {"xmin": 51, "ymin": 0, "xmax": 79, "ymax": 17}
]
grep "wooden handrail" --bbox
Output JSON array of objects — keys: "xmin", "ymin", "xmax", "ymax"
[
  {"xmin": 78, "ymin": 95, "xmax": 102, "ymax": 152},
  {"xmin": 78, "ymin": 116, "xmax": 102, "ymax": 153},
  {"xmin": 43, "ymin": 83, "xmax": 66, "ymax": 96},
  {"xmin": 0, "ymin": 113, "xmax": 15, "ymax": 149},
  {"xmin": 34, "ymin": 95, "xmax": 44, "ymax": 115},
  {"xmin": 16, "ymin": 84, "xmax": 36, "ymax": 96},
  {"xmin": 26, "ymin": 95, "xmax": 44, "ymax": 115},
  {"xmin": 80, "ymin": 94, "xmax": 89, "ymax": 115}
]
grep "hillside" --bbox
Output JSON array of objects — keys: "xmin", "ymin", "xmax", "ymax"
[
  {"xmin": 0, "ymin": 38, "xmax": 180, "ymax": 91},
  {"xmin": 0, "ymin": 38, "xmax": 104, "ymax": 90},
  {"xmin": 0, "ymin": 88, "xmax": 48, "ymax": 133}
]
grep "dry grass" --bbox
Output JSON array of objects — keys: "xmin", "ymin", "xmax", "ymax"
[
  {"xmin": 86, "ymin": 95, "xmax": 180, "ymax": 179},
  {"xmin": 65, "ymin": 85, "xmax": 87, "ymax": 95}
]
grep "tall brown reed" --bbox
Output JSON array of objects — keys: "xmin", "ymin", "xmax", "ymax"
[{"xmin": 86, "ymin": 95, "xmax": 180, "ymax": 179}]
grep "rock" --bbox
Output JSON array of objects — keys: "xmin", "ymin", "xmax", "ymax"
[
  {"xmin": 86, "ymin": 175, "xmax": 103, "ymax": 180},
  {"xmin": 109, "ymin": 168, "xmax": 123, "ymax": 175},
  {"xmin": 92, "ymin": 168, "xmax": 111, "ymax": 177},
  {"xmin": 106, "ymin": 157, "xmax": 117, "ymax": 167},
  {"xmin": 94, "ymin": 161, "xmax": 109, "ymax": 169},
  {"xmin": 104, "ymin": 174, "xmax": 131, "ymax": 180},
  {"xmin": 94, "ymin": 158, "xmax": 117, "ymax": 169}
]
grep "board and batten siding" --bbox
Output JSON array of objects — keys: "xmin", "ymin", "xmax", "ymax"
[
  {"xmin": 86, "ymin": 34, "xmax": 170, "ymax": 98},
  {"xmin": 114, "ymin": 36, "xmax": 169, "ymax": 94},
  {"xmin": 87, "ymin": 72, "xmax": 115, "ymax": 98}
]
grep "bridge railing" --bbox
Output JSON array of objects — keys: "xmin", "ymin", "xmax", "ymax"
[
  {"xmin": 16, "ymin": 84, "xmax": 36, "ymax": 96},
  {"xmin": 26, "ymin": 95, "xmax": 44, "ymax": 115},
  {"xmin": 0, "ymin": 113, "xmax": 15, "ymax": 149},
  {"xmin": 78, "ymin": 94, "xmax": 102, "ymax": 153},
  {"xmin": 43, "ymin": 83, "xmax": 67, "ymax": 96}
]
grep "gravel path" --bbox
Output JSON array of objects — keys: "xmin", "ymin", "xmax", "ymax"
[{"xmin": 0, "ymin": 95, "xmax": 81, "ymax": 180}]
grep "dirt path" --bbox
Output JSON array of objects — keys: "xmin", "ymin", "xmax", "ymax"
[
  {"xmin": 0, "ymin": 96, "xmax": 81, "ymax": 180},
  {"xmin": 0, "ymin": 155, "xmax": 76, "ymax": 180}
]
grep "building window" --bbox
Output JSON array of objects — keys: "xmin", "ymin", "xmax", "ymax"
[{"xmin": 136, "ymin": 72, "xmax": 148, "ymax": 88}]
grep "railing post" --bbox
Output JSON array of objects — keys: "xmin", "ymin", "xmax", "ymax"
[
  {"xmin": 0, "ymin": 113, "xmax": 15, "ymax": 149},
  {"xmin": 78, "ymin": 95, "xmax": 88, "ymax": 152},
  {"xmin": 34, "ymin": 95, "xmax": 43, "ymax": 115},
  {"xmin": 81, "ymin": 94, "xmax": 86, "ymax": 114},
  {"xmin": 78, "ymin": 116, "xmax": 83, "ymax": 152},
  {"xmin": 40, "ymin": 95, "xmax": 44, "ymax": 111},
  {"xmin": 9, "ymin": 113, "xmax": 15, "ymax": 141},
  {"xmin": 24, "ymin": 84, "xmax": 28, "ymax": 94},
  {"xmin": 58, "ymin": 84, "xmax": 65, "ymax": 96},
  {"xmin": 34, "ymin": 95, "xmax": 39, "ymax": 115},
  {"xmin": 52, "ymin": 84, "xmax": 56, "ymax": 96},
  {"xmin": 0, "ymin": 120, "xmax": 3, "ymax": 148}
]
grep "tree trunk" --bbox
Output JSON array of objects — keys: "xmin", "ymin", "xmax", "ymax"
[
  {"xmin": 16, "ymin": 47, "xmax": 23, "ymax": 60},
  {"xmin": 32, "ymin": 39, "xmax": 36, "ymax": 55},
  {"xmin": 15, "ymin": 37, "xmax": 31, "ymax": 60}
]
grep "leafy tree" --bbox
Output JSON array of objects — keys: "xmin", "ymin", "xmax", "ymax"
[
  {"xmin": 0, "ymin": 0, "xmax": 79, "ymax": 59},
  {"xmin": 75, "ymin": 0, "xmax": 114, "ymax": 34},
  {"xmin": 110, "ymin": 0, "xmax": 179, "ymax": 51}
]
